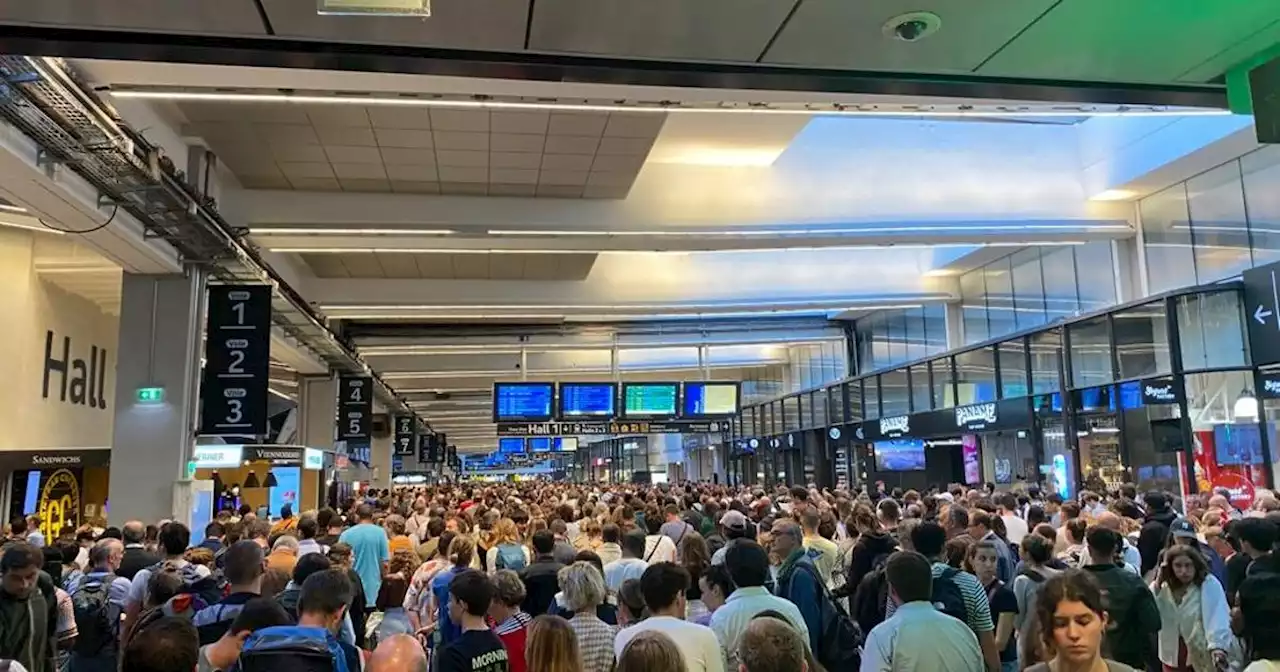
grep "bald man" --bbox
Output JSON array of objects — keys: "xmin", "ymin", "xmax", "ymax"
[
  {"xmin": 118, "ymin": 520, "xmax": 161, "ymax": 580},
  {"xmin": 369, "ymin": 634, "xmax": 427, "ymax": 672},
  {"xmin": 1094, "ymin": 511, "xmax": 1142, "ymax": 573}
]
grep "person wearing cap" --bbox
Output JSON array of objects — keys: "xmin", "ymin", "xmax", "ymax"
[
  {"xmin": 1167, "ymin": 518, "xmax": 1228, "ymax": 587},
  {"xmin": 710, "ymin": 511, "xmax": 752, "ymax": 566}
]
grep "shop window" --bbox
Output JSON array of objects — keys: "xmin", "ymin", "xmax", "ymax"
[
  {"xmin": 1074, "ymin": 242, "xmax": 1118, "ymax": 312},
  {"xmin": 1243, "ymin": 146, "xmax": 1280, "ymax": 268},
  {"xmin": 886, "ymin": 312, "xmax": 907, "ymax": 364},
  {"xmin": 980, "ymin": 431, "xmax": 1036, "ymax": 487},
  {"xmin": 1040, "ymin": 414, "xmax": 1075, "ymax": 500},
  {"xmin": 1187, "ymin": 370, "xmax": 1266, "ymax": 502},
  {"xmin": 880, "ymin": 369, "xmax": 910, "ymax": 417},
  {"xmin": 1113, "ymin": 301, "xmax": 1172, "ymax": 380},
  {"xmin": 1118, "ymin": 380, "xmax": 1184, "ymax": 496},
  {"xmin": 1140, "ymin": 183, "xmax": 1197, "ymax": 294},
  {"xmin": 932, "ymin": 357, "xmax": 956, "ymax": 409},
  {"xmin": 866, "ymin": 377, "xmax": 881, "ymax": 418},
  {"xmin": 848, "ymin": 380, "xmax": 864, "ymax": 421},
  {"xmin": 1010, "ymin": 248, "xmax": 1048, "ymax": 331},
  {"xmin": 826, "ymin": 386, "xmax": 843, "ymax": 425},
  {"xmin": 999, "ymin": 339, "xmax": 1029, "ymax": 399},
  {"xmin": 909, "ymin": 364, "xmax": 931, "ymax": 413},
  {"xmin": 1177, "ymin": 291, "xmax": 1248, "ymax": 371},
  {"xmin": 961, "ymin": 270, "xmax": 989, "ymax": 345},
  {"xmin": 1073, "ymin": 385, "xmax": 1125, "ymax": 494},
  {"xmin": 1188, "ymin": 159, "xmax": 1253, "ymax": 284},
  {"xmin": 811, "ymin": 390, "xmax": 828, "ymax": 428},
  {"xmin": 1069, "ymin": 317, "xmax": 1113, "ymax": 388},
  {"xmin": 955, "ymin": 347, "xmax": 997, "ymax": 405},
  {"xmin": 1030, "ymin": 329, "xmax": 1063, "ymax": 394},
  {"xmin": 783, "ymin": 396, "xmax": 801, "ymax": 432}
]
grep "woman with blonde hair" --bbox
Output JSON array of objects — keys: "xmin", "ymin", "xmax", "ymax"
[
  {"xmin": 616, "ymin": 630, "xmax": 687, "ymax": 672},
  {"xmin": 576, "ymin": 519, "xmax": 603, "ymax": 552},
  {"xmin": 486, "ymin": 518, "xmax": 531, "ymax": 573},
  {"xmin": 526, "ymin": 614, "xmax": 579, "ymax": 672},
  {"xmin": 559, "ymin": 560, "xmax": 617, "ymax": 672}
]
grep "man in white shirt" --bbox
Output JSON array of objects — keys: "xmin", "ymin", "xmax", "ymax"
[
  {"xmin": 604, "ymin": 529, "xmax": 649, "ymax": 593},
  {"xmin": 614, "ymin": 563, "xmax": 722, "ymax": 672},
  {"xmin": 710, "ymin": 540, "xmax": 809, "ymax": 671},
  {"xmin": 861, "ymin": 551, "xmax": 984, "ymax": 672},
  {"xmin": 997, "ymin": 493, "xmax": 1028, "ymax": 546}
]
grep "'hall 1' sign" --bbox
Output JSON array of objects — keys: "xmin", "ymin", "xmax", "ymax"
[{"xmin": 42, "ymin": 330, "xmax": 109, "ymax": 410}]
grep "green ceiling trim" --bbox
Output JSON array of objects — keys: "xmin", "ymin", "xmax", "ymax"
[{"xmin": 1226, "ymin": 41, "xmax": 1280, "ymax": 115}]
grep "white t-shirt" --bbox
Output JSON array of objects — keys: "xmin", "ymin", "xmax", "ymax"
[
  {"xmin": 644, "ymin": 534, "xmax": 677, "ymax": 564},
  {"xmin": 614, "ymin": 615, "xmax": 724, "ymax": 672},
  {"xmin": 1001, "ymin": 514, "xmax": 1029, "ymax": 545}
]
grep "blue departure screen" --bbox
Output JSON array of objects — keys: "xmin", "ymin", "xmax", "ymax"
[
  {"xmin": 553, "ymin": 437, "xmax": 578, "ymax": 452},
  {"xmin": 682, "ymin": 382, "xmax": 739, "ymax": 417},
  {"xmin": 559, "ymin": 383, "xmax": 616, "ymax": 418},
  {"xmin": 528, "ymin": 437, "xmax": 552, "ymax": 452},
  {"xmin": 493, "ymin": 383, "xmax": 554, "ymax": 421},
  {"xmin": 498, "ymin": 437, "xmax": 525, "ymax": 453}
]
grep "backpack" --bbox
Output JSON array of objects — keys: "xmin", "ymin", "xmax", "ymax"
[
  {"xmin": 931, "ymin": 567, "xmax": 970, "ymax": 624},
  {"xmin": 148, "ymin": 560, "xmax": 225, "ymax": 611},
  {"xmin": 235, "ymin": 625, "xmax": 354, "ymax": 672},
  {"xmin": 495, "ymin": 543, "xmax": 527, "ymax": 571},
  {"xmin": 71, "ymin": 574, "xmax": 118, "ymax": 657},
  {"xmin": 782, "ymin": 561, "xmax": 862, "ymax": 670},
  {"xmin": 1019, "ymin": 567, "xmax": 1047, "ymax": 584},
  {"xmin": 851, "ymin": 553, "xmax": 892, "ymax": 634}
]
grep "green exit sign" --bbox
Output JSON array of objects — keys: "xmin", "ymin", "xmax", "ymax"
[{"xmin": 136, "ymin": 387, "xmax": 165, "ymax": 404}]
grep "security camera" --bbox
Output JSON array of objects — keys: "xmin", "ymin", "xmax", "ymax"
[
  {"xmin": 893, "ymin": 19, "xmax": 930, "ymax": 41},
  {"xmin": 882, "ymin": 12, "xmax": 941, "ymax": 42}
]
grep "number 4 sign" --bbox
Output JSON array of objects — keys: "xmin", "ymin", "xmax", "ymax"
[{"xmin": 338, "ymin": 376, "xmax": 373, "ymax": 442}]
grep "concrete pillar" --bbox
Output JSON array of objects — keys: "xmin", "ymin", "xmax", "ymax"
[
  {"xmin": 371, "ymin": 433, "xmax": 392, "ymax": 490},
  {"xmin": 298, "ymin": 376, "xmax": 336, "ymax": 450},
  {"xmin": 944, "ymin": 302, "xmax": 965, "ymax": 350},
  {"xmin": 108, "ymin": 272, "xmax": 205, "ymax": 524}
]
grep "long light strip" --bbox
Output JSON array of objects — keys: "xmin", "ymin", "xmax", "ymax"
[
  {"xmin": 359, "ymin": 336, "xmax": 844, "ymax": 356},
  {"xmin": 485, "ymin": 224, "xmax": 1132, "ymax": 237},
  {"xmin": 380, "ymin": 361, "xmax": 782, "ymax": 379},
  {"xmin": 270, "ymin": 242, "xmax": 1085, "ymax": 255},
  {"xmin": 109, "ymin": 90, "xmax": 1231, "ymax": 118},
  {"xmin": 327, "ymin": 299, "xmax": 928, "ymax": 311},
  {"xmin": 255, "ymin": 228, "xmax": 455, "ymax": 236}
]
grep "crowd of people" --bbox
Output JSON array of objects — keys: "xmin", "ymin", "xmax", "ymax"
[{"xmin": 3, "ymin": 478, "xmax": 1280, "ymax": 672}]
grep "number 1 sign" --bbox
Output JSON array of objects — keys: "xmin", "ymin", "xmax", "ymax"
[{"xmin": 199, "ymin": 285, "xmax": 271, "ymax": 436}]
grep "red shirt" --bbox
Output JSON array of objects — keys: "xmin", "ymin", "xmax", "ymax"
[{"xmin": 492, "ymin": 611, "xmax": 531, "ymax": 672}]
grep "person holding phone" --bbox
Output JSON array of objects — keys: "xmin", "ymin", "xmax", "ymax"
[{"xmin": 1150, "ymin": 544, "xmax": 1233, "ymax": 672}]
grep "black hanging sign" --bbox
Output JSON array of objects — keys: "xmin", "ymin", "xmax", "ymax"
[
  {"xmin": 338, "ymin": 376, "xmax": 372, "ymax": 444},
  {"xmin": 417, "ymin": 433, "xmax": 432, "ymax": 463},
  {"xmin": 1140, "ymin": 377, "xmax": 1182, "ymax": 405},
  {"xmin": 199, "ymin": 285, "xmax": 271, "ymax": 436},
  {"xmin": 1262, "ymin": 373, "xmax": 1280, "ymax": 400},
  {"xmin": 394, "ymin": 415, "xmax": 416, "ymax": 456}
]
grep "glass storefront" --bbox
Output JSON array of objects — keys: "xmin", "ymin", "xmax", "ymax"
[{"xmin": 739, "ymin": 284, "xmax": 1274, "ymax": 501}]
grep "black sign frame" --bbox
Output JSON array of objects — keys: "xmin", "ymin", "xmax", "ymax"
[
  {"xmin": 199, "ymin": 285, "xmax": 271, "ymax": 436},
  {"xmin": 1244, "ymin": 262, "xmax": 1280, "ymax": 366},
  {"xmin": 417, "ymin": 433, "xmax": 432, "ymax": 464},
  {"xmin": 337, "ymin": 376, "xmax": 373, "ymax": 447},
  {"xmin": 1140, "ymin": 376, "xmax": 1183, "ymax": 405},
  {"xmin": 393, "ymin": 415, "xmax": 416, "ymax": 457},
  {"xmin": 857, "ymin": 398, "xmax": 1033, "ymax": 442}
]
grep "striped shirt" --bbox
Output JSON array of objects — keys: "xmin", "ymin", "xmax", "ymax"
[
  {"xmin": 569, "ymin": 612, "xmax": 618, "ymax": 672},
  {"xmin": 884, "ymin": 562, "xmax": 994, "ymax": 634}
]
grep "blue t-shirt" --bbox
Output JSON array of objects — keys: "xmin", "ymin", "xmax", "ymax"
[
  {"xmin": 432, "ymin": 566, "xmax": 463, "ymax": 646},
  {"xmin": 339, "ymin": 523, "xmax": 390, "ymax": 608}
]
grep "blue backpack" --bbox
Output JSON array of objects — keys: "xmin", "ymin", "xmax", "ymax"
[
  {"xmin": 234, "ymin": 625, "xmax": 355, "ymax": 672},
  {"xmin": 495, "ymin": 543, "xmax": 526, "ymax": 571}
]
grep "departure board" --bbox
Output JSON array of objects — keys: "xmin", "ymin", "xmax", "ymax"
[
  {"xmin": 528, "ymin": 437, "xmax": 552, "ymax": 452},
  {"xmin": 622, "ymin": 383, "xmax": 679, "ymax": 418},
  {"xmin": 498, "ymin": 437, "xmax": 526, "ymax": 454},
  {"xmin": 554, "ymin": 437, "xmax": 578, "ymax": 452},
  {"xmin": 558, "ymin": 382, "xmax": 617, "ymax": 418},
  {"xmin": 683, "ymin": 382, "xmax": 740, "ymax": 417},
  {"xmin": 493, "ymin": 382, "xmax": 554, "ymax": 422}
]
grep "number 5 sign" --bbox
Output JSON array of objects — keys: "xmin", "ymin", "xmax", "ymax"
[
  {"xmin": 338, "ymin": 376, "xmax": 373, "ymax": 443},
  {"xmin": 199, "ymin": 285, "xmax": 271, "ymax": 436}
]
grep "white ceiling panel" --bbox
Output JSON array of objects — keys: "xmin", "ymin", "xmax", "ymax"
[
  {"xmin": 260, "ymin": 0, "xmax": 530, "ymax": 51},
  {"xmin": 0, "ymin": 0, "xmax": 267, "ymax": 35},
  {"xmin": 763, "ymin": 0, "xmax": 1057, "ymax": 71},
  {"xmin": 528, "ymin": 0, "xmax": 799, "ymax": 62}
]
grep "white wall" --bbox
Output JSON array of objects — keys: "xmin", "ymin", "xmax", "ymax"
[{"xmin": 0, "ymin": 228, "xmax": 119, "ymax": 451}]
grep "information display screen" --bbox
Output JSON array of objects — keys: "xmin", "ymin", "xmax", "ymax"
[
  {"xmin": 682, "ymin": 382, "xmax": 740, "ymax": 417},
  {"xmin": 554, "ymin": 437, "xmax": 578, "ymax": 452},
  {"xmin": 558, "ymin": 383, "xmax": 617, "ymax": 418},
  {"xmin": 622, "ymin": 383, "xmax": 679, "ymax": 418},
  {"xmin": 493, "ymin": 383, "xmax": 554, "ymax": 422},
  {"xmin": 528, "ymin": 437, "xmax": 552, "ymax": 452},
  {"xmin": 498, "ymin": 437, "xmax": 526, "ymax": 454}
]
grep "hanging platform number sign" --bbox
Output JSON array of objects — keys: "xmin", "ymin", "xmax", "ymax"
[
  {"xmin": 394, "ymin": 415, "xmax": 416, "ymax": 456},
  {"xmin": 338, "ymin": 376, "xmax": 373, "ymax": 456},
  {"xmin": 199, "ymin": 285, "xmax": 271, "ymax": 436}
]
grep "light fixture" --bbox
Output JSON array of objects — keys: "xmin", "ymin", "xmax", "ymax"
[
  {"xmin": 252, "ymin": 227, "xmax": 453, "ymax": 236},
  {"xmin": 1234, "ymin": 389, "xmax": 1259, "ymax": 420},
  {"xmin": 264, "ymin": 471, "xmax": 279, "ymax": 488},
  {"xmin": 651, "ymin": 146, "xmax": 783, "ymax": 167},
  {"xmin": 317, "ymin": 0, "xmax": 429, "ymax": 16},
  {"xmin": 486, "ymin": 224, "xmax": 1131, "ymax": 237},
  {"xmin": 244, "ymin": 472, "xmax": 261, "ymax": 488},
  {"xmin": 108, "ymin": 90, "xmax": 1231, "ymax": 118},
  {"xmin": 1090, "ymin": 189, "xmax": 1140, "ymax": 202},
  {"xmin": 0, "ymin": 216, "xmax": 63, "ymax": 236}
]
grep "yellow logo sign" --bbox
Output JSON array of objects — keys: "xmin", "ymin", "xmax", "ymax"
[{"xmin": 39, "ymin": 468, "xmax": 81, "ymax": 540}]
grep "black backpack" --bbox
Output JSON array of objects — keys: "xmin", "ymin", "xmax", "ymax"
[
  {"xmin": 233, "ymin": 625, "xmax": 357, "ymax": 672},
  {"xmin": 932, "ymin": 567, "xmax": 970, "ymax": 624},
  {"xmin": 783, "ymin": 561, "xmax": 862, "ymax": 670},
  {"xmin": 71, "ymin": 574, "xmax": 118, "ymax": 656},
  {"xmin": 851, "ymin": 553, "xmax": 893, "ymax": 634}
]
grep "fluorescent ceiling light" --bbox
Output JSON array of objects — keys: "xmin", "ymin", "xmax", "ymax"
[
  {"xmin": 110, "ymin": 90, "xmax": 1230, "ymax": 118},
  {"xmin": 253, "ymin": 228, "xmax": 454, "ymax": 236},
  {"xmin": 359, "ymin": 337, "xmax": 845, "ymax": 356},
  {"xmin": 270, "ymin": 247, "xmax": 644, "ymax": 255},
  {"xmin": 382, "ymin": 361, "xmax": 780, "ymax": 379},
  {"xmin": 272, "ymin": 241, "xmax": 1085, "ymax": 255},
  {"xmin": 0, "ymin": 217, "xmax": 63, "ymax": 236},
  {"xmin": 329, "ymin": 299, "xmax": 930, "ymax": 311},
  {"xmin": 1090, "ymin": 189, "xmax": 1139, "ymax": 202},
  {"xmin": 0, "ymin": 203, "xmax": 28, "ymax": 214},
  {"xmin": 318, "ymin": 0, "xmax": 429, "ymax": 15},
  {"xmin": 486, "ymin": 224, "xmax": 1131, "ymax": 237}
]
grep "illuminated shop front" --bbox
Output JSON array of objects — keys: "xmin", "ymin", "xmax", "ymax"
[
  {"xmin": 3, "ymin": 450, "xmax": 111, "ymax": 536},
  {"xmin": 739, "ymin": 285, "xmax": 1271, "ymax": 502}
]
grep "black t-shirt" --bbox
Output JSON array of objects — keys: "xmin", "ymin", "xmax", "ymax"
[
  {"xmin": 1226, "ymin": 552, "xmax": 1251, "ymax": 604},
  {"xmin": 434, "ymin": 629, "xmax": 510, "ymax": 672},
  {"xmin": 986, "ymin": 580, "xmax": 1019, "ymax": 663}
]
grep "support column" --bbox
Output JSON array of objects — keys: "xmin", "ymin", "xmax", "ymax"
[
  {"xmin": 371, "ymin": 433, "xmax": 392, "ymax": 490},
  {"xmin": 298, "ymin": 376, "xmax": 336, "ymax": 509},
  {"xmin": 108, "ymin": 271, "xmax": 205, "ymax": 525}
]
